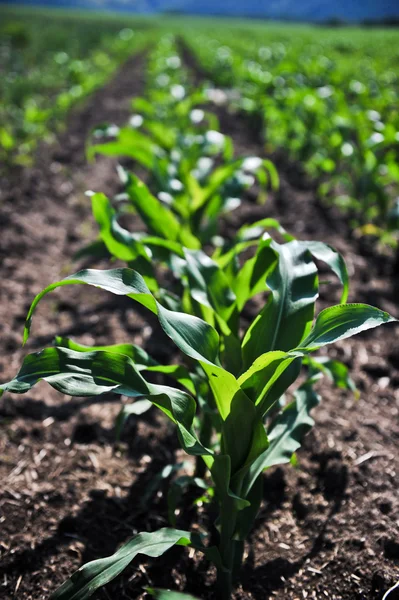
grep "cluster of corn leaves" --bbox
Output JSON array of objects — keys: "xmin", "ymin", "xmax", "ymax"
[
  {"xmin": 85, "ymin": 36, "xmax": 278, "ymax": 251},
  {"xmin": 188, "ymin": 29, "xmax": 399, "ymax": 247},
  {"xmin": 1, "ymin": 38, "xmax": 397, "ymax": 600}
]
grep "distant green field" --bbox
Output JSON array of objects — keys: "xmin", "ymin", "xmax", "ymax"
[
  {"xmin": 0, "ymin": 4, "xmax": 154, "ymax": 167},
  {"xmin": 186, "ymin": 22, "xmax": 399, "ymax": 243},
  {"xmin": 2, "ymin": 0, "xmax": 399, "ymax": 228}
]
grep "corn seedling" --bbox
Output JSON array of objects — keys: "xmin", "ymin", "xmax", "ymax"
[{"xmin": 85, "ymin": 40, "xmax": 278, "ymax": 246}]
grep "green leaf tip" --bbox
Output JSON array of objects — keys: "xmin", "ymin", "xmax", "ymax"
[
  {"xmin": 299, "ymin": 303, "xmax": 397, "ymax": 351},
  {"xmin": 50, "ymin": 528, "xmax": 192, "ymax": 600}
]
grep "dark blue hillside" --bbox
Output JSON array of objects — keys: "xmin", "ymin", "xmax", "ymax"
[{"xmin": 1, "ymin": 0, "xmax": 398, "ymax": 22}]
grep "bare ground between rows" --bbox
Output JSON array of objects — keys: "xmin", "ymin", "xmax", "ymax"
[{"xmin": 0, "ymin": 45, "xmax": 398, "ymax": 600}]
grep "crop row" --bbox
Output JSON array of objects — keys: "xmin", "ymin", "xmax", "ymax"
[
  {"xmin": 1, "ymin": 35, "xmax": 397, "ymax": 600},
  {"xmin": 186, "ymin": 27, "xmax": 399, "ymax": 249},
  {"xmin": 0, "ymin": 9, "xmax": 153, "ymax": 169}
]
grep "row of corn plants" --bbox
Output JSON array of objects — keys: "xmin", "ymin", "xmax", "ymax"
[
  {"xmin": 84, "ymin": 35, "xmax": 279, "ymax": 254},
  {"xmin": 0, "ymin": 9, "xmax": 153, "ymax": 169},
  {"xmin": 1, "ymin": 36, "xmax": 397, "ymax": 600},
  {"xmin": 186, "ymin": 28, "xmax": 399, "ymax": 250}
]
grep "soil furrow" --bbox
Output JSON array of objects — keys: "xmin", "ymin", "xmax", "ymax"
[
  {"xmin": 0, "ymin": 50, "xmax": 150, "ymax": 375},
  {"xmin": 0, "ymin": 50, "xmax": 179, "ymax": 600}
]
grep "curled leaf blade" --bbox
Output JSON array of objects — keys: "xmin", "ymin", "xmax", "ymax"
[
  {"xmin": 299, "ymin": 304, "xmax": 396, "ymax": 351},
  {"xmin": 23, "ymin": 268, "xmax": 220, "ymax": 368},
  {"xmin": 51, "ymin": 528, "xmax": 192, "ymax": 600}
]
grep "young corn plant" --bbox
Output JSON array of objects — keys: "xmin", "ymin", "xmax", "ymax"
[
  {"xmin": 74, "ymin": 194, "xmax": 357, "ymax": 485},
  {"xmin": 78, "ymin": 176, "xmax": 283, "ymax": 301},
  {"xmin": 86, "ymin": 40, "xmax": 278, "ymax": 247},
  {"xmin": 1, "ymin": 242, "xmax": 395, "ymax": 599},
  {"xmin": 88, "ymin": 122, "xmax": 277, "ymax": 248},
  {"xmin": 74, "ymin": 215, "xmax": 357, "ymax": 484}
]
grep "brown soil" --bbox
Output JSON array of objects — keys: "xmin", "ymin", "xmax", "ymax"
[{"xmin": 0, "ymin": 45, "xmax": 398, "ymax": 600}]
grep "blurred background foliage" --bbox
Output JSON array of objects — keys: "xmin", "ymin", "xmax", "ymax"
[{"xmin": 0, "ymin": 6, "xmax": 153, "ymax": 167}]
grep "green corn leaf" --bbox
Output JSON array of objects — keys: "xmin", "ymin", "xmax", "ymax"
[
  {"xmin": 299, "ymin": 304, "xmax": 396, "ymax": 351},
  {"xmin": 91, "ymin": 192, "xmax": 143, "ymax": 262},
  {"xmin": 131, "ymin": 96, "xmax": 155, "ymax": 115},
  {"xmin": 238, "ymin": 350, "xmax": 303, "ymax": 416},
  {"xmin": 238, "ymin": 351, "xmax": 293, "ymax": 398},
  {"xmin": 242, "ymin": 381, "xmax": 320, "ymax": 497},
  {"xmin": 297, "ymin": 240, "xmax": 349, "ymax": 303},
  {"xmin": 54, "ymin": 336, "xmax": 158, "ymax": 368},
  {"xmin": 118, "ymin": 127, "xmax": 158, "ymax": 153},
  {"xmin": 55, "ymin": 340, "xmax": 196, "ymax": 394},
  {"xmin": 307, "ymin": 356, "xmax": 358, "ymax": 395},
  {"xmin": 146, "ymin": 589, "xmax": 202, "ymax": 600},
  {"xmin": 192, "ymin": 159, "xmax": 245, "ymax": 212},
  {"xmin": 232, "ymin": 236, "xmax": 277, "ymax": 311},
  {"xmin": 55, "ymin": 338, "xmax": 199, "ymax": 393},
  {"xmin": 23, "ymin": 268, "xmax": 220, "ymax": 368},
  {"xmin": 145, "ymin": 120, "xmax": 177, "ymax": 149},
  {"xmin": 265, "ymin": 382, "xmax": 320, "ymax": 467},
  {"xmin": 244, "ymin": 158, "xmax": 278, "ymax": 202},
  {"xmin": 90, "ymin": 194, "xmax": 162, "ymax": 291},
  {"xmin": 255, "ymin": 358, "xmax": 303, "ymax": 418},
  {"xmin": 211, "ymin": 455, "xmax": 250, "ymax": 511},
  {"xmin": 119, "ymin": 399, "xmax": 153, "ymax": 416},
  {"xmin": 236, "ymin": 218, "xmax": 294, "ymax": 243},
  {"xmin": 222, "ymin": 393, "xmax": 269, "ymax": 476},
  {"xmin": 201, "ymin": 363, "xmax": 249, "ymax": 421},
  {"xmin": 262, "ymin": 158, "xmax": 279, "ymax": 191},
  {"xmin": 51, "ymin": 528, "xmax": 192, "ymax": 600},
  {"xmin": 145, "ymin": 365, "xmax": 196, "ymax": 395},
  {"xmin": 0, "ymin": 346, "xmax": 148, "ymax": 397},
  {"xmin": 0, "ymin": 347, "xmax": 210, "ymax": 457},
  {"xmin": 242, "ymin": 240, "xmax": 318, "ymax": 368},
  {"xmin": 183, "ymin": 249, "xmax": 237, "ymax": 329},
  {"xmin": 217, "ymin": 326, "xmax": 243, "ymax": 377},
  {"xmin": 91, "ymin": 193, "xmax": 186, "ymax": 272},
  {"xmin": 138, "ymin": 235, "xmax": 185, "ymax": 262},
  {"xmin": 126, "ymin": 174, "xmax": 182, "ymax": 241},
  {"xmin": 127, "ymin": 175, "xmax": 200, "ymax": 249},
  {"xmin": 213, "ymin": 235, "xmax": 277, "ymax": 307},
  {"xmin": 88, "ymin": 139, "xmax": 155, "ymax": 169},
  {"xmin": 88, "ymin": 127, "xmax": 157, "ymax": 169},
  {"xmin": 212, "ymin": 240, "xmax": 257, "ymax": 272},
  {"xmin": 232, "ymin": 418, "xmax": 269, "ymax": 485},
  {"xmin": 181, "ymin": 249, "xmax": 242, "ymax": 373}
]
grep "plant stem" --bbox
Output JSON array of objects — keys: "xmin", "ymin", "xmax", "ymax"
[
  {"xmin": 195, "ymin": 410, "xmax": 213, "ymax": 478},
  {"xmin": 217, "ymin": 500, "xmax": 238, "ymax": 600},
  {"xmin": 216, "ymin": 562, "xmax": 233, "ymax": 600}
]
